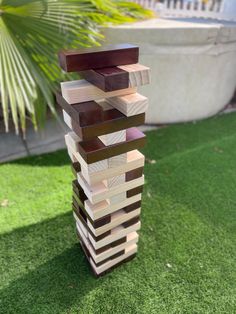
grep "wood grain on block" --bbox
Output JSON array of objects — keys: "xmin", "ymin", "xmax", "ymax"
[
  {"xmin": 63, "ymin": 110, "xmax": 72, "ymax": 129},
  {"xmin": 85, "ymin": 193, "xmax": 142, "ymax": 220},
  {"xmin": 80, "ymin": 63, "xmax": 150, "ymax": 92},
  {"xmin": 81, "ymin": 150, "xmax": 144, "ymax": 185},
  {"xmin": 61, "ymin": 79, "xmax": 136, "ymax": 105},
  {"xmin": 105, "ymin": 174, "xmax": 126, "ymax": 189},
  {"xmin": 73, "ymin": 202, "xmax": 140, "ymax": 238},
  {"xmin": 65, "ymin": 135, "xmax": 108, "ymax": 174},
  {"xmin": 76, "ymin": 222, "xmax": 127, "ymax": 254},
  {"xmin": 97, "ymin": 100, "xmax": 113, "ymax": 111},
  {"xmin": 90, "ymin": 243, "xmax": 138, "ymax": 276},
  {"xmin": 73, "ymin": 209, "xmax": 112, "ymax": 242},
  {"xmin": 108, "ymin": 191, "xmax": 127, "ymax": 205},
  {"xmin": 79, "ymin": 238, "xmax": 126, "ymax": 271},
  {"xmin": 80, "ymin": 67, "xmax": 129, "ymax": 92},
  {"xmin": 92, "ymin": 237, "xmax": 127, "ymax": 255},
  {"xmin": 118, "ymin": 64, "xmax": 150, "ymax": 87},
  {"xmin": 76, "ymin": 215, "xmax": 140, "ymax": 253},
  {"xmin": 73, "ymin": 197, "xmax": 111, "ymax": 229},
  {"xmin": 82, "ymin": 231, "xmax": 138, "ymax": 266},
  {"xmin": 77, "ymin": 221, "xmax": 139, "ymax": 264},
  {"xmin": 98, "ymin": 130, "xmax": 126, "ymax": 146},
  {"xmin": 108, "ymin": 153, "xmax": 127, "ymax": 168},
  {"xmin": 107, "ymin": 93, "xmax": 148, "ymax": 117},
  {"xmin": 67, "ymin": 146, "xmax": 77, "ymax": 163},
  {"xmin": 78, "ymin": 233, "xmax": 137, "ymax": 277},
  {"xmin": 57, "ymin": 92, "xmax": 102, "ymax": 126},
  {"xmin": 78, "ymin": 127, "xmax": 146, "ymax": 164},
  {"xmin": 79, "ymin": 234, "xmax": 126, "ymax": 268},
  {"xmin": 57, "ymin": 92, "xmax": 145, "ymax": 140},
  {"xmin": 58, "ymin": 43, "xmax": 139, "ymax": 72},
  {"xmin": 77, "ymin": 171, "xmax": 144, "ymax": 204},
  {"xmin": 87, "ymin": 208, "xmax": 140, "ymax": 237},
  {"xmin": 88, "ymin": 220, "xmax": 141, "ymax": 250},
  {"xmin": 65, "ymin": 131, "xmax": 81, "ymax": 152}
]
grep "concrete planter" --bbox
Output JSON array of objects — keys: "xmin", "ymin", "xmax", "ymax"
[
  {"xmin": 222, "ymin": 0, "xmax": 236, "ymax": 20},
  {"xmin": 103, "ymin": 18, "xmax": 236, "ymax": 124}
]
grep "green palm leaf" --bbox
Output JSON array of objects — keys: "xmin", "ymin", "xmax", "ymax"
[{"xmin": 0, "ymin": 0, "xmax": 153, "ymax": 135}]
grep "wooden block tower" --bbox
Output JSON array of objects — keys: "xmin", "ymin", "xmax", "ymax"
[{"xmin": 57, "ymin": 44, "xmax": 150, "ymax": 277}]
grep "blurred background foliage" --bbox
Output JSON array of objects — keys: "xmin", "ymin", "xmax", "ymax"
[{"xmin": 0, "ymin": 0, "xmax": 152, "ymax": 135}]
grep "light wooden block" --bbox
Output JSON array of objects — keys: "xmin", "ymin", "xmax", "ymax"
[
  {"xmin": 107, "ymin": 93, "xmax": 148, "ymax": 117},
  {"xmin": 118, "ymin": 64, "xmax": 150, "ymax": 87},
  {"xmin": 77, "ymin": 172, "xmax": 144, "ymax": 204},
  {"xmin": 87, "ymin": 207, "xmax": 140, "ymax": 236},
  {"xmin": 87, "ymin": 220, "xmax": 141, "ymax": 250},
  {"xmin": 65, "ymin": 135, "xmax": 108, "ymax": 174},
  {"xmin": 108, "ymin": 153, "xmax": 127, "ymax": 168},
  {"xmin": 77, "ymin": 217, "xmax": 89, "ymax": 238},
  {"xmin": 98, "ymin": 130, "xmax": 126, "ymax": 146},
  {"xmin": 90, "ymin": 243, "xmax": 138, "ymax": 275},
  {"xmin": 97, "ymin": 100, "xmax": 113, "ymax": 111},
  {"xmin": 105, "ymin": 174, "xmax": 126, "ymax": 189},
  {"xmin": 67, "ymin": 147, "xmax": 77, "ymax": 163},
  {"xmin": 63, "ymin": 110, "xmax": 73, "ymax": 129},
  {"xmin": 85, "ymin": 193, "xmax": 142, "ymax": 220},
  {"xmin": 77, "ymin": 222, "xmax": 139, "ymax": 264},
  {"xmin": 81, "ymin": 150, "xmax": 144, "ymax": 185},
  {"xmin": 61, "ymin": 79, "xmax": 137, "ymax": 104},
  {"xmin": 67, "ymin": 139, "xmax": 145, "ymax": 187},
  {"xmin": 65, "ymin": 131, "xmax": 81, "ymax": 152},
  {"xmin": 73, "ymin": 207, "xmax": 140, "ymax": 237},
  {"xmin": 108, "ymin": 192, "xmax": 127, "ymax": 205}
]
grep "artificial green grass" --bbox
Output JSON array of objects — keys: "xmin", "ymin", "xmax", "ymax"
[{"xmin": 0, "ymin": 113, "xmax": 236, "ymax": 314}]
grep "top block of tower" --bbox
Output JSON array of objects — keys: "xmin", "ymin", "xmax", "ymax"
[{"xmin": 58, "ymin": 43, "xmax": 139, "ymax": 72}]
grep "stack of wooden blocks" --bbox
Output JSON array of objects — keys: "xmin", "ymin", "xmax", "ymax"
[{"xmin": 56, "ymin": 43, "xmax": 150, "ymax": 277}]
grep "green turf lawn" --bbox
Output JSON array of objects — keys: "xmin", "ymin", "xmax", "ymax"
[{"xmin": 0, "ymin": 112, "xmax": 236, "ymax": 314}]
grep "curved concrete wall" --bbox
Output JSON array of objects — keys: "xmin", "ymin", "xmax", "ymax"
[{"xmin": 103, "ymin": 18, "xmax": 236, "ymax": 124}]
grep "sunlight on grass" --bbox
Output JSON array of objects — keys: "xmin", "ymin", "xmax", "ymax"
[{"xmin": 0, "ymin": 112, "xmax": 236, "ymax": 313}]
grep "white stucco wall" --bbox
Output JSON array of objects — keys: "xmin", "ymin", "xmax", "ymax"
[{"xmin": 103, "ymin": 18, "xmax": 236, "ymax": 124}]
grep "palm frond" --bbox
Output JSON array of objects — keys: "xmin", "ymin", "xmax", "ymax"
[{"xmin": 0, "ymin": 0, "xmax": 152, "ymax": 134}]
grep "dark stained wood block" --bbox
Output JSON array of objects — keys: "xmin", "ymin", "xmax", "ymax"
[
  {"xmin": 127, "ymin": 186, "xmax": 143, "ymax": 198},
  {"xmin": 93, "ymin": 253, "xmax": 137, "ymax": 278},
  {"xmin": 71, "ymin": 162, "xmax": 81, "ymax": 177},
  {"xmin": 78, "ymin": 127, "xmax": 146, "ymax": 164},
  {"xmin": 73, "ymin": 195, "xmax": 111, "ymax": 229},
  {"xmin": 126, "ymin": 167, "xmax": 144, "ymax": 182},
  {"xmin": 56, "ymin": 92, "xmax": 103, "ymax": 127},
  {"xmin": 80, "ymin": 67, "xmax": 129, "ymax": 92},
  {"xmin": 124, "ymin": 201, "xmax": 142, "ymax": 213},
  {"xmin": 73, "ymin": 201, "xmax": 140, "ymax": 242},
  {"xmin": 94, "ymin": 237, "xmax": 127, "ymax": 255},
  {"xmin": 56, "ymin": 92, "xmax": 145, "ymax": 140},
  {"xmin": 94, "ymin": 250, "xmax": 125, "ymax": 268},
  {"xmin": 58, "ymin": 43, "xmax": 139, "ymax": 72},
  {"xmin": 73, "ymin": 184, "xmax": 141, "ymax": 229},
  {"xmin": 122, "ymin": 216, "xmax": 140, "ymax": 228},
  {"xmin": 78, "ymin": 231, "xmax": 128, "ymax": 271},
  {"xmin": 72, "ymin": 202, "xmax": 111, "ymax": 241}
]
